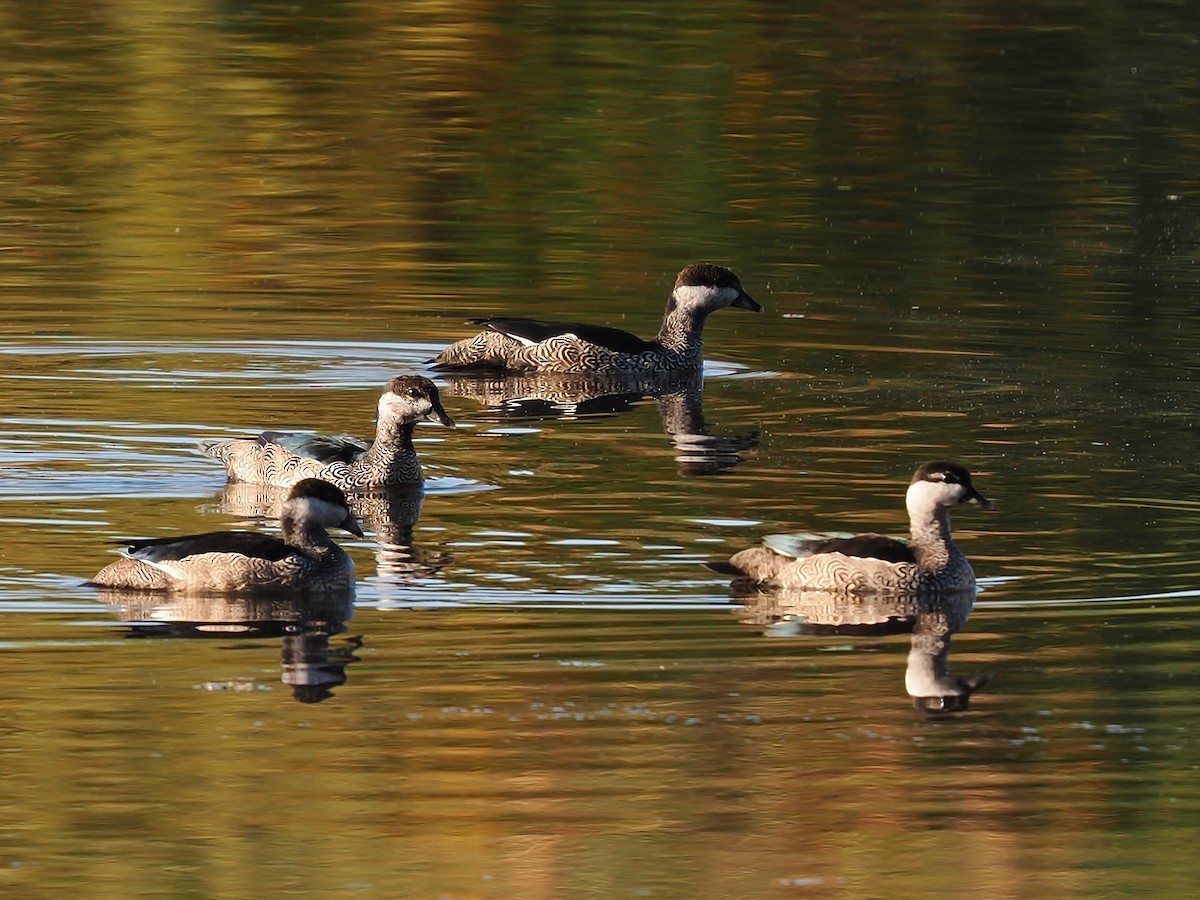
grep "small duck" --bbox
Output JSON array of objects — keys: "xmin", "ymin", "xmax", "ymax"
[
  {"xmin": 430, "ymin": 263, "xmax": 761, "ymax": 373},
  {"xmin": 201, "ymin": 375, "xmax": 455, "ymax": 490},
  {"xmin": 711, "ymin": 461, "xmax": 993, "ymax": 593},
  {"xmin": 88, "ymin": 478, "xmax": 363, "ymax": 593}
]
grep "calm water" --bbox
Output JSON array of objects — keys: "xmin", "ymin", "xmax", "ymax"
[{"xmin": 3, "ymin": 2, "xmax": 1200, "ymax": 897}]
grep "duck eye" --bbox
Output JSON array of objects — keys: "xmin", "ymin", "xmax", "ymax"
[{"xmin": 407, "ymin": 387, "xmax": 423, "ymax": 399}]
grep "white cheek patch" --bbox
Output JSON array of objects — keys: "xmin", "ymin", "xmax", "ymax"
[
  {"xmin": 719, "ymin": 286, "xmax": 741, "ymax": 305},
  {"xmin": 924, "ymin": 482, "xmax": 963, "ymax": 507},
  {"xmin": 906, "ymin": 480, "xmax": 945, "ymax": 508},
  {"xmin": 381, "ymin": 393, "xmax": 427, "ymax": 419},
  {"xmin": 673, "ymin": 284, "xmax": 710, "ymax": 307},
  {"xmin": 674, "ymin": 284, "xmax": 742, "ymax": 309}
]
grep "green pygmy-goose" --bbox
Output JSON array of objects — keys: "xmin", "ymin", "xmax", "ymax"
[
  {"xmin": 430, "ymin": 263, "xmax": 761, "ymax": 373},
  {"xmin": 201, "ymin": 375, "xmax": 454, "ymax": 490},
  {"xmin": 88, "ymin": 478, "xmax": 363, "ymax": 593},
  {"xmin": 710, "ymin": 461, "xmax": 993, "ymax": 594}
]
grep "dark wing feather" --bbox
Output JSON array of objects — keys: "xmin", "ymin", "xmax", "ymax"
[
  {"xmin": 125, "ymin": 531, "xmax": 293, "ymax": 563},
  {"xmin": 809, "ymin": 533, "xmax": 917, "ymax": 564},
  {"xmin": 472, "ymin": 317, "xmax": 654, "ymax": 354},
  {"xmin": 259, "ymin": 431, "xmax": 370, "ymax": 465}
]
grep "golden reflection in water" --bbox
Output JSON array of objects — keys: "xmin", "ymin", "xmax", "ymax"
[
  {"xmin": 98, "ymin": 588, "xmax": 361, "ymax": 703},
  {"xmin": 4, "ymin": 601, "xmax": 1196, "ymax": 896},
  {"xmin": 3, "ymin": 1, "xmax": 1200, "ymax": 895}
]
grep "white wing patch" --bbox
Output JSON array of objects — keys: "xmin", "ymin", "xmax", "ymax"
[{"xmin": 763, "ymin": 532, "xmax": 857, "ymax": 558}]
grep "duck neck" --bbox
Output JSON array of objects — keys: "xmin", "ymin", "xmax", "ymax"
[
  {"xmin": 905, "ymin": 611, "xmax": 956, "ymax": 697},
  {"xmin": 656, "ymin": 300, "xmax": 708, "ymax": 365},
  {"xmin": 281, "ymin": 513, "xmax": 338, "ymax": 559},
  {"xmin": 908, "ymin": 506, "xmax": 959, "ymax": 573},
  {"xmin": 656, "ymin": 374, "xmax": 706, "ymax": 436},
  {"xmin": 364, "ymin": 419, "xmax": 418, "ymax": 475}
]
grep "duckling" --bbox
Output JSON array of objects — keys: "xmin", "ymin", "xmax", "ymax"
[
  {"xmin": 430, "ymin": 263, "xmax": 761, "ymax": 373},
  {"xmin": 711, "ymin": 461, "xmax": 992, "ymax": 593},
  {"xmin": 88, "ymin": 478, "xmax": 363, "ymax": 593},
  {"xmin": 201, "ymin": 375, "xmax": 454, "ymax": 490}
]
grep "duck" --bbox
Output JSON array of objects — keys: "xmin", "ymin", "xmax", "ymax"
[
  {"xmin": 88, "ymin": 478, "xmax": 363, "ymax": 593},
  {"xmin": 709, "ymin": 460, "xmax": 993, "ymax": 593},
  {"xmin": 429, "ymin": 263, "xmax": 761, "ymax": 373},
  {"xmin": 201, "ymin": 375, "xmax": 455, "ymax": 490}
]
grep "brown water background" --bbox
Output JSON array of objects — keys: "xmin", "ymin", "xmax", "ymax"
[{"xmin": 2, "ymin": 2, "xmax": 1200, "ymax": 897}]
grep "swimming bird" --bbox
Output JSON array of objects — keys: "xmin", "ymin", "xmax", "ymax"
[
  {"xmin": 710, "ymin": 461, "xmax": 993, "ymax": 593},
  {"xmin": 430, "ymin": 263, "xmax": 761, "ymax": 373},
  {"xmin": 201, "ymin": 375, "xmax": 455, "ymax": 490},
  {"xmin": 88, "ymin": 478, "xmax": 363, "ymax": 593}
]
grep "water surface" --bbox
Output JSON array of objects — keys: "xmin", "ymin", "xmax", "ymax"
[{"xmin": 2, "ymin": 2, "xmax": 1200, "ymax": 897}]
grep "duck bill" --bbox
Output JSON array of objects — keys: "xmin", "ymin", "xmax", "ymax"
[
  {"xmin": 731, "ymin": 291, "xmax": 763, "ymax": 312},
  {"xmin": 424, "ymin": 404, "xmax": 456, "ymax": 428},
  {"xmin": 423, "ymin": 387, "xmax": 456, "ymax": 428},
  {"xmin": 340, "ymin": 513, "xmax": 365, "ymax": 538},
  {"xmin": 966, "ymin": 487, "xmax": 994, "ymax": 510}
]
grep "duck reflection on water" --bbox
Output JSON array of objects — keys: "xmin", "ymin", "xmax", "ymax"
[
  {"xmin": 439, "ymin": 370, "xmax": 759, "ymax": 476},
  {"xmin": 734, "ymin": 588, "xmax": 991, "ymax": 715},
  {"xmin": 96, "ymin": 589, "xmax": 361, "ymax": 704},
  {"xmin": 215, "ymin": 481, "xmax": 449, "ymax": 583}
]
